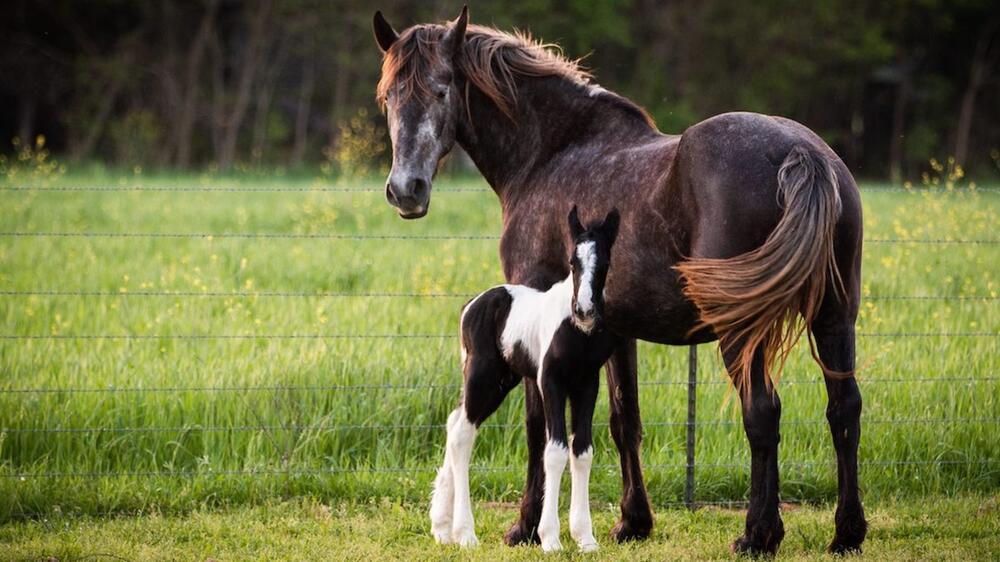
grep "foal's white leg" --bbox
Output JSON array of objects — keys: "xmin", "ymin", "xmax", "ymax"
[
  {"xmin": 538, "ymin": 440, "xmax": 569, "ymax": 552},
  {"xmin": 569, "ymin": 446, "xmax": 598, "ymax": 552},
  {"xmin": 448, "ymin": 410, "xmax": 479, "ymax": 547},
  {"xmin": 430, "ymin": 409, "xmax": 461, "ymax": 544}
]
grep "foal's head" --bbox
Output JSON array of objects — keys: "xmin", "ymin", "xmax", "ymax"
[
  {"xmin": 568, "ymin": 206, "xmax": 620, "ymax": 333},
  {"xmin": 373, "ymin": 8, "xmax": 468, "ymax": 219}
]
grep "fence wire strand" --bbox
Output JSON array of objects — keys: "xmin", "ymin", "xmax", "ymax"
[
  {"xmin": 1, "ymin": 231, "xmax": 997, "ymax": 244},
  {"xmin": 0, "ymin": 376, "xmax": 996, "ymax": 396},
  {"xmin": 0, "ymin": 289, "xmax": 995, "ymax": 301},
  {"xmin": 3, "ymin": 459, "xmax": 995, "ymax": 480},
  {"xmin": 4, "ymin": 417, "xmax": 998, "ymax": 435}
]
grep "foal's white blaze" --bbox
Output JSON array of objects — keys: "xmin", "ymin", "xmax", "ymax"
[
  {"xmin": 539, "ymin": 440, "xmax": 570, "ymax": 552},
  {"xmin": 574, "ymin": 241, "xmax": 598, "ymax": 317},
  {"xmin": 447, "ymin": 410, "xmax": 479, "ymax": 547},
  {"xmin": 569, "ymin": 446, "xmax": 598, "ymax": 552}
]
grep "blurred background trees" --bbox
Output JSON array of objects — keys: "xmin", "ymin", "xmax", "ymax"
[{"xmin": 1, "ymin": 0, "xmax": 997, "ymax": 180}]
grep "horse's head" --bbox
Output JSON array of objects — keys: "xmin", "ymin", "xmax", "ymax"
[
  {"xmin": 373, "ymin": 7, "xmax": 468, "ymax": 219},
  {"xmin": 568, "ymin": 206, "xmax": 620, "ymax": 334}
]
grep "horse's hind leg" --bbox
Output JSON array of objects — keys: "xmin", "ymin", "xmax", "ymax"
[
  {"xmin": 813, "ymin": 312, "xmax": 867, "ymax": 553},
  {"xmin": 726, "ymin": 345, "xmax": 785, "ymax": 556},
  {"xmin": 568, "ymin": 371, "xmax": 601, "ymax": 552},
  {"xmin": 430, "ymin": 409, "xmax": 462, "ymax": 543},
  {"xmin": 605, "ymin": 339, "xmax": 654, "ymax": 542},
  {"xmin": 434, "ymin": 357, "xmax": 518, "ymax": 547}
]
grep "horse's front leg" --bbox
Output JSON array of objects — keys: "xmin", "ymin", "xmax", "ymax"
[
  {"xmin": 568, "ymin": 372, "xmax": 601, "ymax": 552},
  {"xmin": 727, "ymin": 346, "xmax": 785, "ymax": 556},
  {"xmin": 503, "ymin": 381, "xmax": 545, "ymax": 546},
  {"xmin": 538, "ymin": 373, "xmax": 569, "ymax": 552},
  {"xmin": 605, "ymin": 339, "xmax": 653, "ymax": 542}
]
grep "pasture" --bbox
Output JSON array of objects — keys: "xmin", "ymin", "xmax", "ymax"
[{"xmin": 0, "ymin": 173, "xmax": 997, "ymax": 554}]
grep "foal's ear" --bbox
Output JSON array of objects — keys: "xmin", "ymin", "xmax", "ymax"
[
  {"xmin": 568, "ymin": 205, "xmax": 585, "ymax": 239},
  {"xmin": 373, "ymin": 11, "xmax": 399, "ymax": 53},
  {"xmin": 601, "ymin": 208, "xmax": 621, "ymax": 244},
  {"xmin": 442, "ymin": 5, "xmax": 469, "ymax": 58}
]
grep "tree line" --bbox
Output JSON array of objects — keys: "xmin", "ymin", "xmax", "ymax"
[{"xmin": 1, "ymin": 0, "xmax": 997, "ymax": 181}]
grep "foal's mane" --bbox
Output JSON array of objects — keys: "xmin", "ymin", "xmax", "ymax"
[{"xmin": 377, "ymin": 22, "xmax": 655, "ymax": 127}]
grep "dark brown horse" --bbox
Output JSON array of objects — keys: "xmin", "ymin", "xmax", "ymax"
[{"xmin": 372, "ymin": 7, "xmax": 866, "ymax": 556}]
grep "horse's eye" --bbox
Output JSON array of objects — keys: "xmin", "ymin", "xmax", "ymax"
[{"xmin": 435, "ymin": 88, "xmax": 447, "ymax": 100}]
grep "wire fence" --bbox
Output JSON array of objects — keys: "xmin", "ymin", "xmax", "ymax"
[{"xmin": 1, "ymin": 183, "xmax": 997, "ymax": 513}]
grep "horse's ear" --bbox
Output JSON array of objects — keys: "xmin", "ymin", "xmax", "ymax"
[
  {"xmin": 568, "ymin": 205, "xmax": 585, "ymax": 239},
  {"xmin": 602, "ymin": 208, "xmax": 621, "ymax": 244},
  {"xmin": 442, "ymin": 5, "xmax": 469, "ymax": 58},
  {"xmin": 373, "ymin": 11, "xmax": 399, "ymax": 53}
]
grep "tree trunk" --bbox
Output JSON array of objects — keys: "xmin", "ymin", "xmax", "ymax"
[
  {"xmin": 954, "ymin": 19, "xmax": 998, "ymax": 168},
  {"xmin": 328, "ymin": 26, "xmax": 353, "ymax": 151},
  {"xmin": 217, "ymin": 0, "xmax": 273, "ymax": 170},
  {"xmin": 17, "ymin": 96, "xmax": 35, "ymax": 146},
  {"xmin": 174, "ymin": 0, "xmax": 219, "ymax": 169},
  {"xmin": 290, "ymin": 60, "xmax": 314, "ymax": 168},
  {"xmin": 250, "ymin": 39, "xmax": 287, "ymax": 166},
  {"xmin": 888, "ymin": 77, "xmax": 910, "ymax": 184}
]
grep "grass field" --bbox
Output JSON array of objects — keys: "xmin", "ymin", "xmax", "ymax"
[
  {"xmin": 0, "ymin": 171, "xmax": 997, "ymax": 550},
  {"xmin": 2, "ymin": 495, "xmax": 999, "ymax": 561}
]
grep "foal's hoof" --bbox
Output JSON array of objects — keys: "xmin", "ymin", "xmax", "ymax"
[
  {"xmin": 503, "ymin": 520, "xmax": 540, "ymax": 546},
  {"xmin": 454, "ymin": 530, "xmax": 479, "ymax": 548},
  {"xmin": 731, "ymin": 535, "xmax": 779, "ymax": 558},
  {"xmin": 828, "ymin": 536, "xmax": 864, "ymax": 556},
  {"xmin": 611, "ymin": 516, "xmax": 652, "ymax": 543}
]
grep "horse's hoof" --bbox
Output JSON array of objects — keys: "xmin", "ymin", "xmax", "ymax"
[
  {"xmin": 611, "ymin": 516, "xmax": 652, "ymax": 543},
  {"xmin": 453, "ymin": 529, "xmax": 479, "ymax": 548},
  {"xmin": 503, "ymin": 520, "xmax": 540, "ymax": 546},
  {"xmin": 540, "ymin": 538, "xmax": 563, "ymax": 552},
  {"xmin": 431, "ymin": 528, "xmax": 454, "ymax": 545},
  {"xmin": 577, "ymin": 540, "xmax": 599, "ymax": 553},
  {"xmin": 828, "ymin": 537, "xmax": 863, "ymax": 556},
  {"xmin": 730, "ymin": 535, "xmax": 779, "ymax": 558}
]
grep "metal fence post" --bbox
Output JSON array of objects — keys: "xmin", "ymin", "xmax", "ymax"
[{"xmin": 685, "ymin": 344, "xmax": 697, "ymax": 510}]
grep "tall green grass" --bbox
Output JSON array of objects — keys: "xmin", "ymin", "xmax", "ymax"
[{"xmin": 0, "ymin": 174, "xmax": 997, "ymax": 521}]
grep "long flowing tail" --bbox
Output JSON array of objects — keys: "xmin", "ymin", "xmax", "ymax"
[{"xmin": 674, "ymin": 145, "xmax": 847, "ymax": 396}]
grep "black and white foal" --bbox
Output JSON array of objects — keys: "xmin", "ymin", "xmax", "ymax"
[{"xmin": 431, "ymin": 207, "xmax": 622, "ymax": 551}]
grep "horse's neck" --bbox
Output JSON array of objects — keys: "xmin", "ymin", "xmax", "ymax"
[{"xmin": 457, "ymin": 76, "xmax": 655, "ymax": 197}]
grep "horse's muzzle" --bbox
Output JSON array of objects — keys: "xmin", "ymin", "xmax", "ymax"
[{"xmin": 386, "ymin": 176, "xmax": 430, "ymax": 219}]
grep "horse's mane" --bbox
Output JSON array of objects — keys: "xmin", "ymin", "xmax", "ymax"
[{"xmin": 377, "ymin": 22, "xmax": 655, "ymax": 127}]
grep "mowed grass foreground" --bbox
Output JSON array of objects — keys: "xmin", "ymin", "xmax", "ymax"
[
  {"xmin": 0, "ymin": 174, "xmax": 997, "ymax": 524},
  {"xmin": 2, "ymin": 495, "xmax": 999, "ymax": 561}
]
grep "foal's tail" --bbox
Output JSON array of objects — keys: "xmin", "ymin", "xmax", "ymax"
[{"xmin": 674, "ymin": 146, "xmax": 849, "ymax": 396}]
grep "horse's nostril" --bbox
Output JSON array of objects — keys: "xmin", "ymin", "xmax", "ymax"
[
  {"xmin": 410, "ymin": 177, "xmax": 428, "ymax": 198},
  {"xmin": 385, "ymin": 182, "xmax": 398, "ymax": 205}
]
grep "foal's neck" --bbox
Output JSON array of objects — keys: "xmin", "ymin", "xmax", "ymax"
[{"xmin": 456, "ymin": 75, "xmax": 657, "ymax": 197}]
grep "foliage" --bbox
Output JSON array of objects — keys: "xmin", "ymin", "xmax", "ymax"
[
  {"xmin": 0, "ymin": 1, "xmax": 998, "ymax": 179},
  {"xmin": 0, "ymin": 136, "xmax": 65, "ymax": 185}
]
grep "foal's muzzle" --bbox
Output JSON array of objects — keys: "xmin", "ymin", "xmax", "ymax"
[
  {"xmin": 385, "ymin": 175, "xmax": 430, "ymax": 219},
  {"xmin": 573, "ymin": 307, "xmax": 600, "ymax": 334}
]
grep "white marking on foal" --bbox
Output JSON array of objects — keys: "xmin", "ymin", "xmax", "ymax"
[
  {"xmin": 447, "ymin": 410, "xmax": 479, "ymax": 547},
  {"xmin": 575, "ymin": 241, "xmax": 598, "ymax": 316},
  {"xmin": 430, "ymin": 409, "xmax": 461, "ymax": 543},
  {"xmin": 500, "ymin": 279, "xmax": 573, "ymax": 399},
  {"xmin": 538, "ymin": 440, "xmax": 570, "ymax": 552},
  {"xmin": 569, "ymin": 445, "xmax": 598, "ymax": 552}
]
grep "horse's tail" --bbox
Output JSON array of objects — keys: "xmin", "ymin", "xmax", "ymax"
[{"xmin": 674, "ymin": 145, "xmax": 849, "ymax": 397}]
